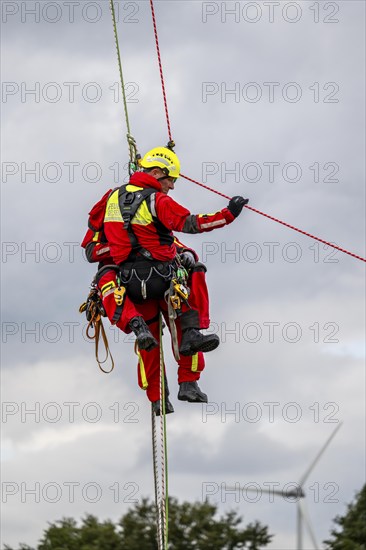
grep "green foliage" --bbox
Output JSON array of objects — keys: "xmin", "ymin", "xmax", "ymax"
[
  {"xmin": 324, "ymin": 485, "xmax": 366, "ymax": 550},
  {"xmin": 118, "ymin": 497, "xmax": 158, "ymax": 548},
  {"xmin": 5, "ymin": 497, "xmax": 272, "ymax": 550}
]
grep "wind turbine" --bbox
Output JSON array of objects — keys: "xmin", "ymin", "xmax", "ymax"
[{"xmin": 227, "ymin": 422, "xmax": 342, "ymax": 550}]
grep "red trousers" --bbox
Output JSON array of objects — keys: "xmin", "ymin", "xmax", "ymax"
[{"xmin": 97, "ymin": 266, "xmax": 210, "ymax": 402}]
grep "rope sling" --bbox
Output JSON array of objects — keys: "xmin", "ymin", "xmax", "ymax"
[{"xmin": 79, "ymin": 287, "xmax": 115, "ymax": 374}]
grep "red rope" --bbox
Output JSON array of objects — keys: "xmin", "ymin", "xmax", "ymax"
[
  {"xmin": 149, "ymin": 0, "xmax": 172, "ymax": 141},
  {"xmin": 149, "ymin": 2, "xmax": 365, "ymax": 264},
  {"xmin": 181, "ymin": 174, "xmax": 366, "ymax": 263},
  {"xmin": 181, "ymin": 173, "xmax": 231, "ymax": 201}
]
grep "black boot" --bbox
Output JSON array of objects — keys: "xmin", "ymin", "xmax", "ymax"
[
  {"xmin": 179, "ymin": 328, "xmax": 220, "ymax": 356},
  {"xmin": 178, "ymin": 381, "xmax": 208, "ymax": 403},
  {"xmin": 129, "ymin": 317, "xmax": 158, "ymax": 352},
  {"xmin": 152, "ymin": 397, "xmax": 175, "ymax": 416}
]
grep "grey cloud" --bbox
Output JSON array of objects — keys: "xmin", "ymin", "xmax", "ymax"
[{"xmin": 2, "ymin": 2, "xmax": 365, "ymax": 549}]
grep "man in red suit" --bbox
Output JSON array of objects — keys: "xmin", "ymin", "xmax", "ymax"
[{"xmin": 82, "ymin": 146, "xmax": 247, "ymax": 415}]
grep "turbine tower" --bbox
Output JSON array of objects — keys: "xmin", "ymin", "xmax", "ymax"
[
  {"xmin": 227, "ymin": 422, "xmax": 342, "ymax": 550},
  {"xmin": 294, "ymin": 422, "xmax": 342, "ymax": 549}
]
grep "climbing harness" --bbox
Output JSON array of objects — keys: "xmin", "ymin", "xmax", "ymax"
[
  {"xmin": 120, "ymin": 260, "xmax": 174, "ymax": 302},
  {"xmin": 118, "ymin": 184, "xmax": 156, "ymax": 261},
  {"xmin": 151, "ymin": 315, "xmax": 169, "ymax": 550},
  {"xmin": 79, "ymin": 285, "xmax": 115, "ymax": 373}
]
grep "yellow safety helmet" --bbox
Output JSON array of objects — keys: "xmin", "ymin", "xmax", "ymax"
[{"xmin": 140, "ymin": 147, "xmax": 181, "ymax": 179}]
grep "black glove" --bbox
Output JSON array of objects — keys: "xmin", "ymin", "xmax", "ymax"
[
  {"xmin": 179, "ymin": 251, "xmax": 196, "ymax": 269},
  {"xmin": 227, "ymin": 196, "xmax": 249, "ymax": 218}
]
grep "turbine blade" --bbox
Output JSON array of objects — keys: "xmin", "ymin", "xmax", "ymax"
[
  {"xmin": 299, "ymin": 422, "xmax": 342, "ymax": 486},
  {"xmin": 225, "ymin": 487, "xmax": 290, "ymax": 497},
  {"xmin": 298, "ymin": 499, "xmax": 319, "ymax": 549}
]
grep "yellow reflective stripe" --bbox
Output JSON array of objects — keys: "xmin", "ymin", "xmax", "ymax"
[
  {"xmin": 101, "ymin": 281, "xmax": 116, "ymax": 295},
  {"xmin": 126, "ymin": 185, "xmax": 143, "ymax": 192},
  {"xmin": 137, "ymin": 350, "xmax": 148, "ymax": 389},
  {"xmin": 174, "ymin": 236, "xmax": 186, "ymax": 248},
  {"xmin": 191, "ymin": 353, "xmax": 198, "ymax": 372},
  {"xmin": 102, "ymin": 288, "xmax": 115, "ymax": 299},
  {"xmin": 92, "ymin": 231, "xmax": 100, "ymax": 242},
  {"xmin": 104, "ymin": 189, "xmax": 122, "ymax": 223}
]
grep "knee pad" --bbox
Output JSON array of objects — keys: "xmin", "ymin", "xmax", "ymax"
[{"xmin": 192, "ymin": 262, "xmax": 207, "ymax": 273}]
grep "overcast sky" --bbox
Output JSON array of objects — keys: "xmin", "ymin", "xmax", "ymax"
[{"xmin": 1, "ymin": 1, "xmax": 365, "ymax": 549}]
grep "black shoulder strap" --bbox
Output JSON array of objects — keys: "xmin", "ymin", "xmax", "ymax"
[
  {"xmin": 118, "ymin": 185, "xmax": 156, "ymax": 261},
  {"xmin": 118, "ymin": 185, "xmax": 155, "ymax": 228}
]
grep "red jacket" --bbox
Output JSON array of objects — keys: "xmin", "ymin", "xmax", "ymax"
[{"xmin": 103, "ymin": 171, "xmax": 235, "ymax": 264}]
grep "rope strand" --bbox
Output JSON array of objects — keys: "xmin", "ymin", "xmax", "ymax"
[
  {"xmin": 151, "ymin": 316, "xmax": 169, "ymax": 550},
  {"xmin": 109, "ymin": 0, "xmax": 139, "ymax": 172},
  {"xmin": 152, "ymin": 409, "xmax": 163, "ymax": 550},
  {"xmin": 149, "ymin": 0, "xmax": 173, "ymax": 141},
  {"xmin": 109, "ymin": 0, "xmax": 131, "ymax": 136},
  {"xmin": 181, "ymin": 174, "xmax": 366, "ymax": 263},
  {"xmin": 159, "ymin": 315, "xmax": 169, "ymax": 548}
]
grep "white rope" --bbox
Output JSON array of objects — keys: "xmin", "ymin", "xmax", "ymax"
[
  {"xmin": 151, "ymin": 314, "xmax": 168, "ymax": 550},
  {"xmin": 152, "ymin": 409, "xmax": 164, "ymax": 550}
]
